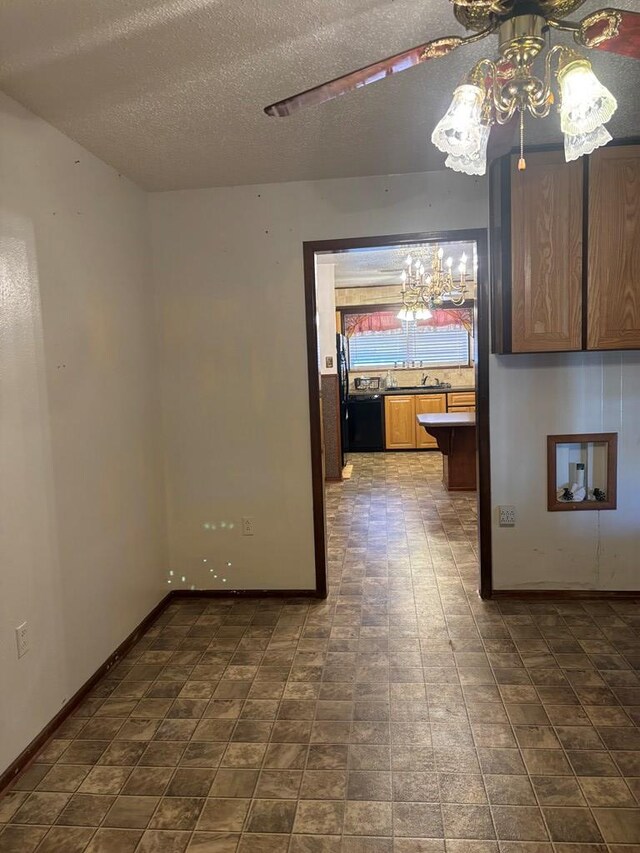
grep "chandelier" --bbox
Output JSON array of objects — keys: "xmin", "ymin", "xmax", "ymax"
[
  {"xmin": 397, "ymin": 246, "xmax": 469, "ymax": 322},
  {"xmin": 431, "ymin": 12, "xmax": 619, "ymax": 175}
]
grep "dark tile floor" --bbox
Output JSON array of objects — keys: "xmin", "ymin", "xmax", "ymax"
[{"xmin": 2, "ymin": 451, "xmax": 640, "ymax": 852}]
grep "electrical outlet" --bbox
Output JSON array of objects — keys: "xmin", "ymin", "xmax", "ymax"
[
  {"xmin": 325, "ymin": 356, "xmax": 334, "ymax": 369},
  {"xmin": 241, "ymin": 517, "xmax": 255, "ymax": 536},
  {"xmin": 498, "ymin": 505, "xmax": 516, "ymax": 527},
  {"xmin": 15, "ymin": 622, "xmax": 29, "ymax": 659}
]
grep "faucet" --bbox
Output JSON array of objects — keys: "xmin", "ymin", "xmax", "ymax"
[{"xmin": 421, "ymin": 373, "xmax": 429, "ymax": 386}]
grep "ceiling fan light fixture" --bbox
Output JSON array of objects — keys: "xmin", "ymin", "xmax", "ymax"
[
  {"xmin": 564, "ymin": 123, "xmax": 613, "ymax": 162},
  {"xmin": 558, "ymin": 56, "xmax": 617, "ymax": 135},
  {"xmin": 431, "ymin": 83, "xmax": 486, "ymax": 157},
  {"xmin": 445, "ymin": 121, "xmax": 491, "ymax": 175}
]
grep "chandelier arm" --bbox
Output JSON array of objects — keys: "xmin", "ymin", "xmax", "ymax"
[
  {"xmin": 528, "ymin": 100, "xmax": 552, "ymax": 119},
  {"xmin": 495, "ymin": 99, "xmax": 518, "ymax": 124}
]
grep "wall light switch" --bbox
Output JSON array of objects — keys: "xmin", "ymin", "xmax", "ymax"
[
  {"xmin": 498, "ymin": 506, "xmax": 516, "ymax": 527},
  {"xmin": 325, "ymin": 356, "xmax": 334, "ymax": 369},
  {"xmin": 16, "ymin": 622, "xmax": 29, "ymax": 658}
]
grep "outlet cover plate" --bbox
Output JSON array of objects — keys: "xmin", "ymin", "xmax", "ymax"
[
  {"xmin": 498, "ymin": 506, "xmax": 516, "ymax": 527},
  {"xmin": 242, "ymin": 517, "xmax": 255, "ymax": 536}
]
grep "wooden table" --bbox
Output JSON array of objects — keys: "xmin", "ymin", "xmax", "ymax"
[{"xmin": 416, "ymin": 412, "xmax": 476, "ymax": 491}]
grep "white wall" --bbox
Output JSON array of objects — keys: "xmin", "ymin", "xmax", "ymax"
[
  {"xmin": 0, "ymin": 93, "xmax": 166, "ymax": 772},
  {"xmin": 491, "ymin": 350, "xmax": 640, "ymax": 590},
  {"xmin": 149, "ymin": 172, "xmax": 487, "ymax": 591},
  {"xmin": 317, "ymin": 263, "xmax": 337, "ymax": 375},
  {"xmin": 151, "ymin": 168, "xmax": 640, "ymax": 595}
]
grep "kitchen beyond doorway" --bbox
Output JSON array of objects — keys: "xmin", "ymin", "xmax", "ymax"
[{"xmin": 303, "ymin": 229, "xmax": 492, "ymax": 599}]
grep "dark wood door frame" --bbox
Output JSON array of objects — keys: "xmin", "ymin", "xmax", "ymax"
[{"xmin": 303, "ymin": 228, "xmax": 492, "ymax": 599}]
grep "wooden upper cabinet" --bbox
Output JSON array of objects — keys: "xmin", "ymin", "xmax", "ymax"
[
  {"xmin": 587, "ymin": 145, "xmax": 640, "ymax": 350},
  {"xmin": 510, "ymin": 150, "xmax": 583, "ymax": 353}
]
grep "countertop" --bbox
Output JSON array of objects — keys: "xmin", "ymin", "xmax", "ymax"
[
  {"xmin": 417, "ymin": 412, "xmax": 476, "ymax": 428},
  {"xmin": 349, "ymin": 385, "xmax": 475, "ymax": 398}
]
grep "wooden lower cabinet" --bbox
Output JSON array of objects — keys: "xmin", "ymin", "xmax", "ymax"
[
  {"xmin": 447, "ymin": 392, "xmax": 475, "ymax": 408},
  {"xmin": 384, "ymin": 396, "xmax": 416, "ymax": 449},
  {"xmin": 415, "ymin": 394, "xmax": 447, "ymax": 449},
  {"xmin": 385, "ymin": 394, "xmax": 447, "ymax": 450},
  {"xmin": 384, "ymin": 392, "xmax": 476, "ymax": 450}
]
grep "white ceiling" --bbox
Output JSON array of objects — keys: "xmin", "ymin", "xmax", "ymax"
[
  {"xmin": 320, "ymin": 239, "xmax": 476, "ymax": 287},
  {"xmin": 0, "ymin": 0, "xmax": 638, "ymax": 191}
]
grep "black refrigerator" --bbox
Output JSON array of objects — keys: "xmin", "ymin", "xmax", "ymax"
[{"xmin": 337, "ymin": 333, "xmax": 349, "ymax": 466}]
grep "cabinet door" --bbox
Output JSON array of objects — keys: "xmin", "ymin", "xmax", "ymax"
[
  {"xmin": 510, "ymin": 150, "xmax": 583, "ymax": 352},
  {"xmin": 415, "ymin": 394, "xmax": 446, "ymax": 449},
  {"xmin": 384, "ymin": 396, "xmax": 416, "ymax": 449},
  {"xmin": 587, "ymin": 145, "xmax": 640, "ymax": 350}
]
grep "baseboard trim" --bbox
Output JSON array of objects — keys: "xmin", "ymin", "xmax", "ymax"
[
  {"xmin": 0, "ymin": 586, "xmax": 324, "ymax": 793},
  {"xmin": 171, "ymin": 588, "xmax": 323, "ymax": 600},
  {"xmin": 0, "ymin": 592, "xmax": 173, "ymax": 796},
  {"xmin": 492, "ymin": 589, "xmax": 640, "ymax": 600}
]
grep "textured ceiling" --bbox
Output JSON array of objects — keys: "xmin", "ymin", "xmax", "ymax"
[
  {"xmin": 320, "ymin": 240, "xmax": 476, "ymax": 287},
  {"xmin": 0, "ymin": 0, "xmax": 638, "ymax": 190}
]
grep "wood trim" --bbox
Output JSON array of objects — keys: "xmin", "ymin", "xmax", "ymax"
[
  {"xmin": 492, "ymin": 589, "xmax": 640, "ymax": 600},
  {"xmin": 581, "ymin": 155, "xmax": 590, "ymax": 350},
  {"xmin": 489, "ymin": 155, "xmax": 512, "ymax": 353},
  {"xmin": 0, "ymin": 592, "xmax": 173, "ymax": 795},
  {"xmin": 171, "ymin": 589, "xmax": 323, "ymax": 599},
  {"xmin": 304, "ymin": 229, "xmax": 492, "ymax": 600},
  {"xmin": 474, "ymin": 229, "xmax": 492, "ymax": 598},
  {"xmin": 547, "ymin": 432, "xmax": 618, "ymax": 512},
  {"xmin": 303, "ymin": 242, "xmax": 328, "ymax": 599}
]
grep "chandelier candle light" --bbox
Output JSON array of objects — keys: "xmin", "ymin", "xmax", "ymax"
[
  {"xmin": 431, "ymin": 13, "xmax": 618, "ymax": 175},
  {"xmin": 397, "ymin": 246, "xmax": 469, "ymax": 322}
]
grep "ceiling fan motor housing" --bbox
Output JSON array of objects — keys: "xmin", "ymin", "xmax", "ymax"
[
  {"xmin": 453, "ymin": 0, "xmax": 587, "ymax": 32},
  {"xmin": 499, "ymin": 14, "xmax": 546, "ymax": 64}
]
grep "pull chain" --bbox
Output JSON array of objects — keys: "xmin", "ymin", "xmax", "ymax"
[{"xmin": 518, "ymin": 109, "xmax": 526, "ymax": 171}]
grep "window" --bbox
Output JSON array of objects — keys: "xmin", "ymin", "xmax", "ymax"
[{"xmin": 344, "ymin": 307, "xmax": 472, "ymax": 369}]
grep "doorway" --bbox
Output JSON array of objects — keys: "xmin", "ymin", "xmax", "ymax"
[{"xmin": 303, "ymin": 230, "xmax": 492, "ymax": 599}]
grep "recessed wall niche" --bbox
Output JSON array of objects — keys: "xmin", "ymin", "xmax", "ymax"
[{"xmin": 547, "ymin": 433, "xmax": 618, "ymax": 512}]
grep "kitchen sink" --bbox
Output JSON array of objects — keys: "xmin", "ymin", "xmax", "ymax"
[{"xmin": 388, "ymin": 384, "xmax": 451, "ymax": 391}]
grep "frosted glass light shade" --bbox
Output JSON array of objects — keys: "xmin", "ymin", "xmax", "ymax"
[
  {"xmin": 445, "ymin": 122, "xmax": 490, "ymax": 175},
  {"xmin": 415, "ymin": 306, "xmax": 433, "ymax": 320},
  {"xmin": 432, "ymin": 84, "xmax": 485, "ymax": 157},
  {"xmin": 564, "ymin": 124, "xmax": 612, "ymax": 162},
  {"xmin": 558, "ymin": 59, "xmax": 617, "ymax": 135}
]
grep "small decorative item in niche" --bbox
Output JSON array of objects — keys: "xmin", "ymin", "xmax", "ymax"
[{"xmin": 547, "ymin": 433, "xmax": 617, "ymax": 512}]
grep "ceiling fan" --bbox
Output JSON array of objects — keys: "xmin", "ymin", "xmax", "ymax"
[{"xmin": 264, "ymin": 1, "xmax": 639, "ymax": 175}]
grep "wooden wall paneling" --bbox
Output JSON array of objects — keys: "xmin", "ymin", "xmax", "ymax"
[
  {"xmin": 510, "ymin": 150, "xmax": 583, "ymax": 352},
  {"xmin": 587, "ymin": 145, "xmax": 640, "ymax": 350}
]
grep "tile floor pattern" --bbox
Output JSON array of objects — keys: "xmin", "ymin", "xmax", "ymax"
[{"xmin": 2, "ymin": 451, "xmax": 640, "ymax": 852}]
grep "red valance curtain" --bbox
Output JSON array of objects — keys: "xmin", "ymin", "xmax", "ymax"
[{"xmin": 345, "ymin": 307, "xmax": 472, "ymax": 337}]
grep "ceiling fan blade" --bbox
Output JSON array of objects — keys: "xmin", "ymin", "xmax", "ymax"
[
  {"xmin": 264, "ymin": 28, "xmax": 494, "ymax": 117},
  {"xmin": 578, "ymin": 9, "xmax": 640, "ymax": 59}
]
